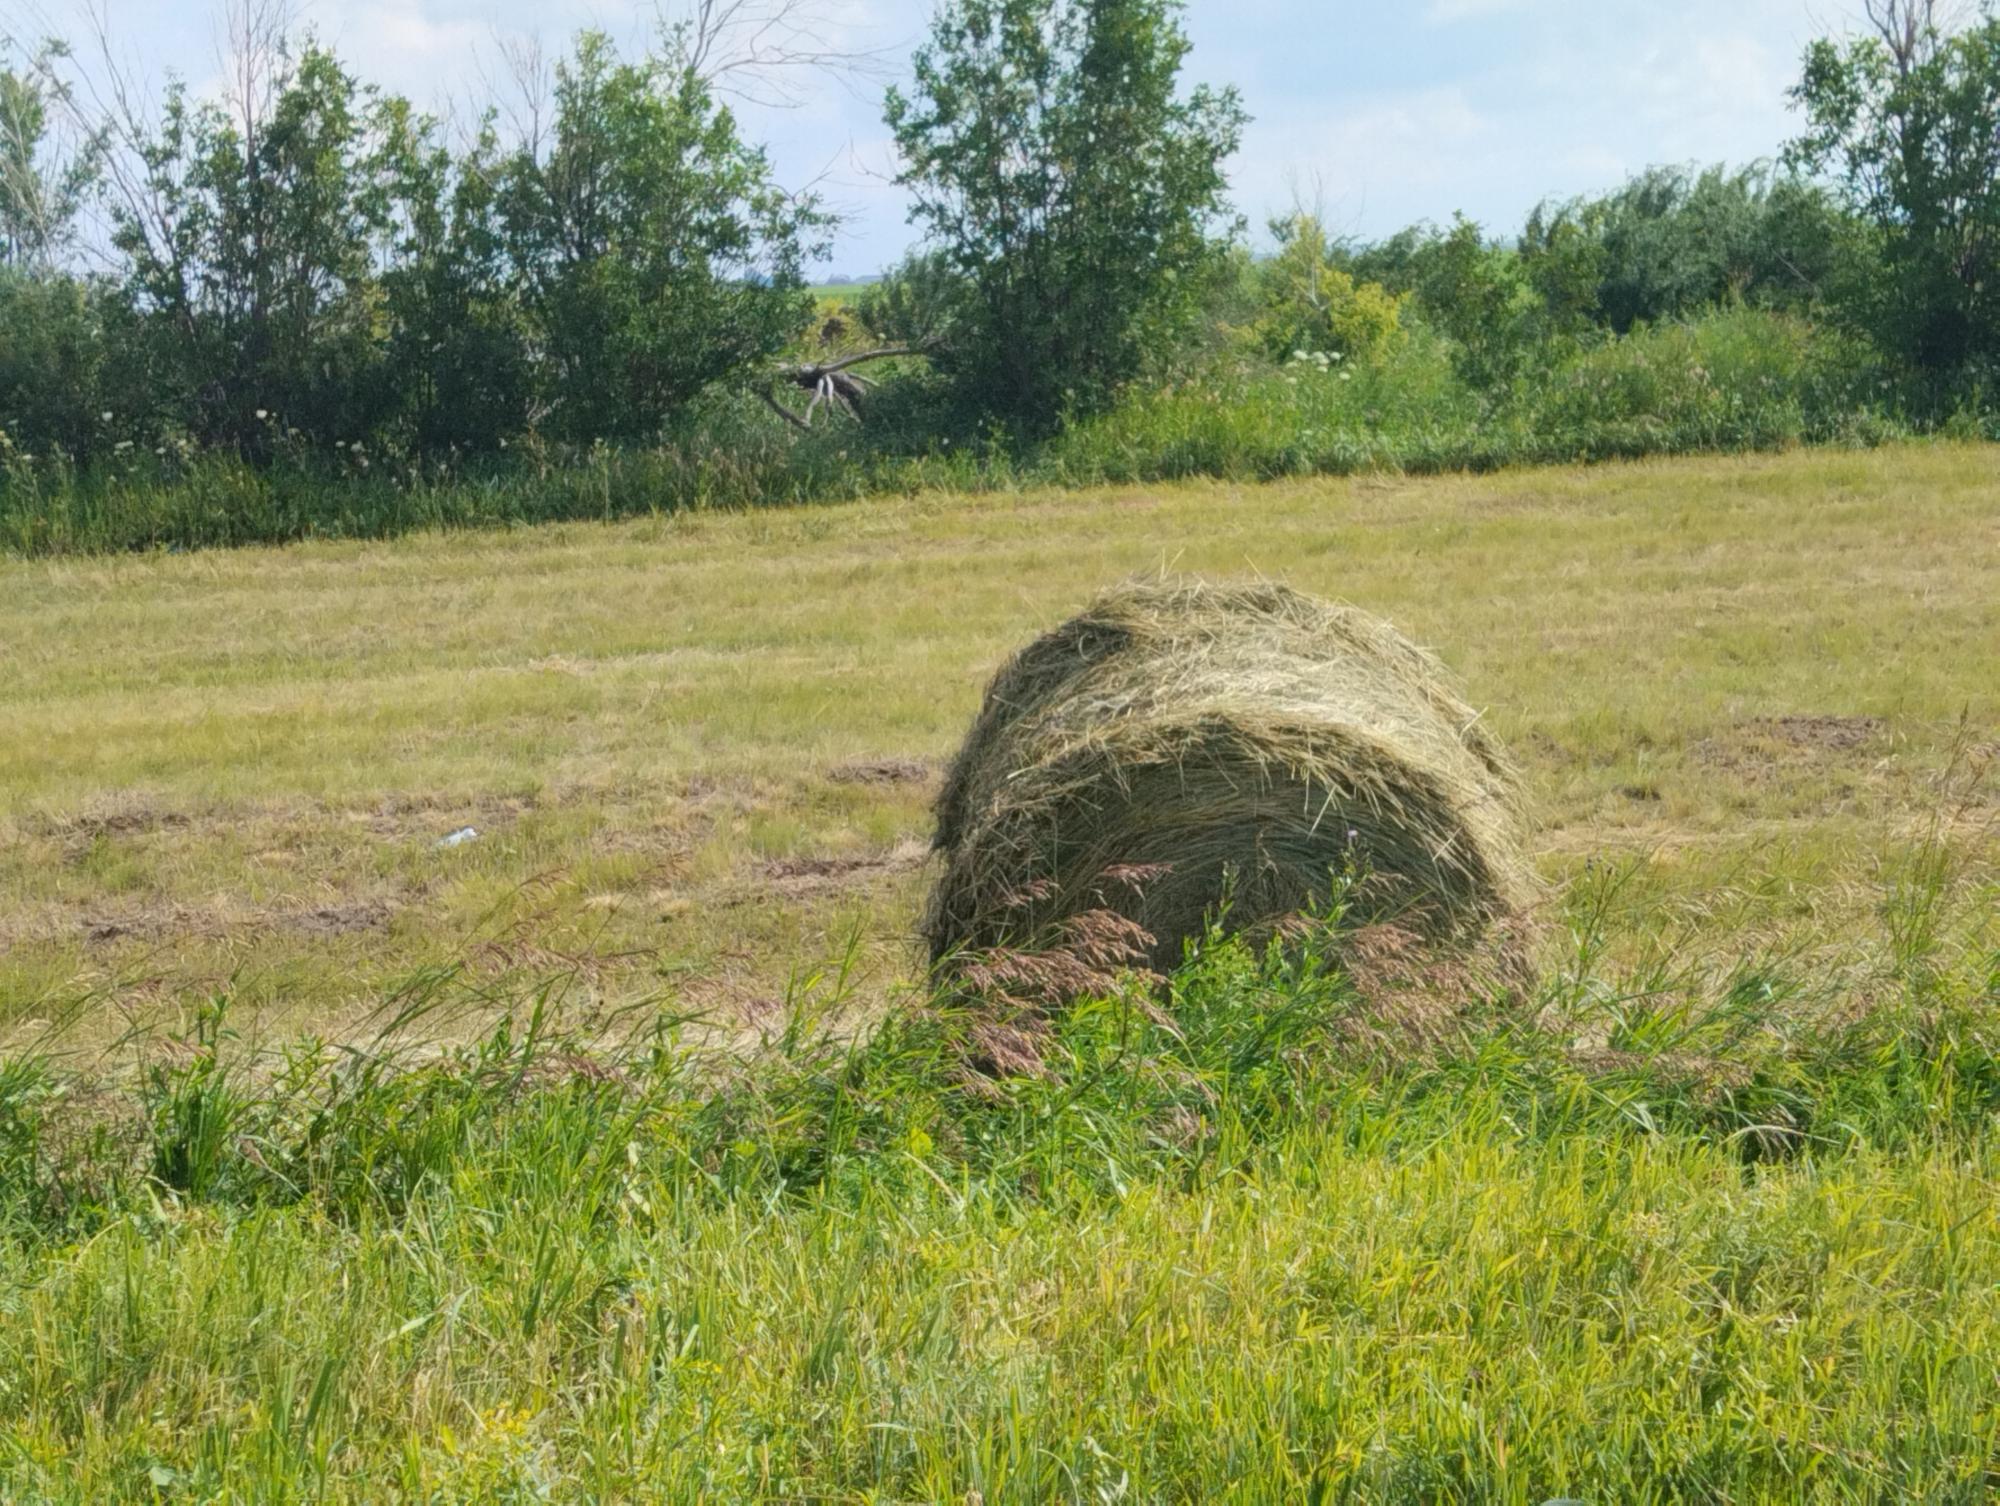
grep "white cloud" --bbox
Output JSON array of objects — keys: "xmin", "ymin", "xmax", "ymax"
[{"xmin": 311, "ymin": 5, "xmax": 490, "ymax": 91}]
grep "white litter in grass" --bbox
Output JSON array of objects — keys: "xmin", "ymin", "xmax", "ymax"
[{"xmin": 435, "ymin": 827, "xmax": 480, "ymax": 848}]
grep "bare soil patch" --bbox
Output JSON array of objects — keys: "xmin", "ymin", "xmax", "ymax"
[
  {"xmin": 1752, "ymin": 714, "xmax": 1884, "ymax": 752},
  {"xmin": 827, "ymin": 757, "xmax": 934, "ymax": 786},
  {"xmin": 1693, "ymin": 714, "xmax": 1885, "ymax": 776},
  {"xmin": 75, "ymin": 899, "xmax": 393, "ymax": 947},
  {"xmin": 756, "ymin": 839, "xmax": 930, "ymax": 897}
]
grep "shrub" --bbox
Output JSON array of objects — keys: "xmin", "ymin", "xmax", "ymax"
[
  {"xmin": 1253, "ymin": 214, "xmax": 1405, "ymax": 366},
  {"xmin": 1531, "ymin": 308, "xmax": 1878, "ymax": 445}
]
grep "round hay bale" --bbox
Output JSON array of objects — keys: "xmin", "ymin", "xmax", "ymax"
[{"xmin": 925, "ymin": 579, "xmax": 1534, "ymax": 973}]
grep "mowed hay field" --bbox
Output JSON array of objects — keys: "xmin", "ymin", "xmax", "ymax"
[
  {"xmin": 0, "ymin": 444, "xmax": 1997, "ymax": 1500},
  {"xmin": 3, "ymin": 444, "xmax": 1992, "ymax": 1041}
]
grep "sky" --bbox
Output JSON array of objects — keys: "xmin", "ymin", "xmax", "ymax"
[{"xmin": 4, "ymin": 0, "xmax": 1875, "ymax": 278}]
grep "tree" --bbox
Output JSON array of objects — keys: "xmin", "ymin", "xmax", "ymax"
[
  {"xmin": 1861, "ymin": 0, "xmax": 1962, "ymax": 73},
  {"xmin": 884, "ymin": 0, "xmax": 1246, "ymax": 425},
  {"xmin": 1788, "ymin": 8, "xmax": 2000, "ymax": 375},
  {"xmin": 1520, "ymin": 165, "xmax": 1856, "ymax": 335},
  {"xmin": 106, "ymin": 35, "xmax": 394, "ymax": 451},
  {"xmin": 0, "ymin": 55, "xmax": 96, "ymax": 269},
  {"xmin": 495, "ymin": 31, "xmax": 828, "ymax": 443},
  {"xmin": 1344, "ymin": 215, "xmax": 1541, "ymax": 388},
  {"xmin": 13, "ymin": 0, "xmax": 846, "ymax": 456},
  {"xmin": 372, "ymin": 104, "xmax": 532, "ymax": 454}
]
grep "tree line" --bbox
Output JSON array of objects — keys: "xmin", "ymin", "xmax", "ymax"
[{"xmin": 3, "ymin": 0, "xmax": 2000, "ymax": 477}]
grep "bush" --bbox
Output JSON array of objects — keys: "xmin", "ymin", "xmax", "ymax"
[
  {"xmin": 1532, "ymin": 308, "xmax": 1879, "ymax": 444},
  {"xmin": 1253, "ymin": 215, "xmax": 1405, "ymax": 366}
]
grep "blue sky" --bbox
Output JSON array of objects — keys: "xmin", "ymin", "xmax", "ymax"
[{"xmin": 11, "ymin": 0, "xmax": 1864, "ymax": 277}]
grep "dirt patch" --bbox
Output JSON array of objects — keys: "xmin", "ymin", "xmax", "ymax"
[
  {"xmin": 827, "ymin": 757, "xmax": 933, "ymax": 787},
  {"xmin": 763, "ymin": 855, "xmax": 886, "ymax": 881},
  {"xmin": 288, "ymin": 902, "xmax": 393, "ymax": 937},
  {"xmin": 1693, "ymin": 714, "xmax": 1885, "ymax": 775},
  {"xmin": 24, "ymin": 803, "xmax": 194, "ymax": 859},
  {"xmin": 677, "ymin": 774, "xmax": 761, "ymax": 812},
  {"xmin": 754, "ymin": 839, "xmax": 929, "ymax": 898},
  {"xmin": 1752, "ymin": 715, "xmax": 1883, "ymax": 752},
  {"xmin": 76, "ymin": 899, "xmax": 392, "ymax": 947},
  {"xmin": 76, "ymin": 904, "xmax": 227, "ymax": 946},
  {"xmin": 67, "ymin": 806, "xmax": 193, "ymax": 840},
  {"xmin": 362, "ymin": 792, "xmax": 538, "ymax": 842}
]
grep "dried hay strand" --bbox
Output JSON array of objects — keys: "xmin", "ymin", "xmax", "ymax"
[{"xmin": 925, "ymin": 579, "xmax": 1535, "ymax": 975}]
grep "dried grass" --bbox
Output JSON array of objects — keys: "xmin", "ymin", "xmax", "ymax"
[{"xmin": 926, "ymin": 578, "xmax": 1535, "ymax": 974}]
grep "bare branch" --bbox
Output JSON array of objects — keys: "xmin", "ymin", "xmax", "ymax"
[
  {"xmin": 816, "ymin": 343, "xmax": 921, "ymax": 373},
  {"xmin": 488, "ymin": 31, "xmax": 550, "ymax": 161},
  {"xmin": 7, "ymin": 0, "xmax": 179, "ymax": 274},
  {"xmin": 755, "ymin": 383, "xmax": 814, "ymax": 431},
  {"xmin": 653, "ymin": 0, "xmax": 898, "ymax": 107},
  {"xmin": 1860, "ymin": 0, "xmax": 1966, "ymax": 73},
  {"xmin": 756, "ymin": 345, "xmax": 927, "ymax": 431}
]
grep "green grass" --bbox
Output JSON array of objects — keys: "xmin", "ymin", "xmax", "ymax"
[
  {"xmin": 3, "ymin": 443, "xmax": 1992, "ymax": 1043},
  {"xmin": 0, "ymin": 445, "xmax": 1995, "ymax": 1497},
  {"xmin": 0, "ymin": 865, "xmax": 1995, "ymax": 1499}
]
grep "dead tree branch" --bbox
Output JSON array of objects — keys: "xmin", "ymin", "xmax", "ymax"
[{"xmin": 759, "ymin": 344, "xmax": 925, "ymax": 429}]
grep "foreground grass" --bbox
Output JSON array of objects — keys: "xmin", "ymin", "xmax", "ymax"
[
  {"xmin": 2, "ymin": 444, "xmax": 1994, "ymax": 1043},
  {"xmin": 0, "ymin": 869, "xmax": 1995, "ymax": 1499}
]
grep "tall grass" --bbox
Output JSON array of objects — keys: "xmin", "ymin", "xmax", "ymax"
[
  {"xmin": 1, "ymin": 309, "xmax": 1958, "ymax": 557},
  {"xmin": 0, "ymin": 854, "xmax": 1995, "ymax": 1498}
]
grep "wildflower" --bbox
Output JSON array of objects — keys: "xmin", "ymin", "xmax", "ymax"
[
  {"xmin": 99, "ymin": 411, "xmax": 113, "ymax": 423},
  {"xmin": 256, "ymin": 409, "xmax": 269, "ymax": 421}
]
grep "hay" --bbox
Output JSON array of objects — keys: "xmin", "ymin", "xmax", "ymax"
[{"xmin": 925, "ymin": 579, "xmax": 1535, "ymax": 974}]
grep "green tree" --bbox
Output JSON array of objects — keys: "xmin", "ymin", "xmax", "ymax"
[
  {"xmin": 374, "ymin": 103, "xmax": 531, "ymax": 453},
  {"xmin": 1521, "ymin": 165, "xmax": 1860, "ymax": 335},
  {"xmin": 495, "ymin": 32, "xmax": 827, "ymax": 444},
  {"xmin": 109, "ymin": 42, "xmax": 393, "ymax": 451},
  {"xmin": 884, "ymin": 0, "xmax": 1247, "ymax": 425},
  {"xmin": 854, "ymin": 248, "xmax": 971, "ymax": 351},
  {"xmin": 1788, "ymin": 8, "xmax": 2000, "ymax": 375},
  {"xmin": 0, "ymin": 56, "xmax": 97, "ymax": 269}
]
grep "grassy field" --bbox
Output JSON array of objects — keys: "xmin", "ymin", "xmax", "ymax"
[
  {"xmin": 3, "ymin": 443, "xmax": 1992, "ymax": 1044},
  {"xmin": 0, "ymin": 443, "xmax": 1996, "ymax": 1498}
]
